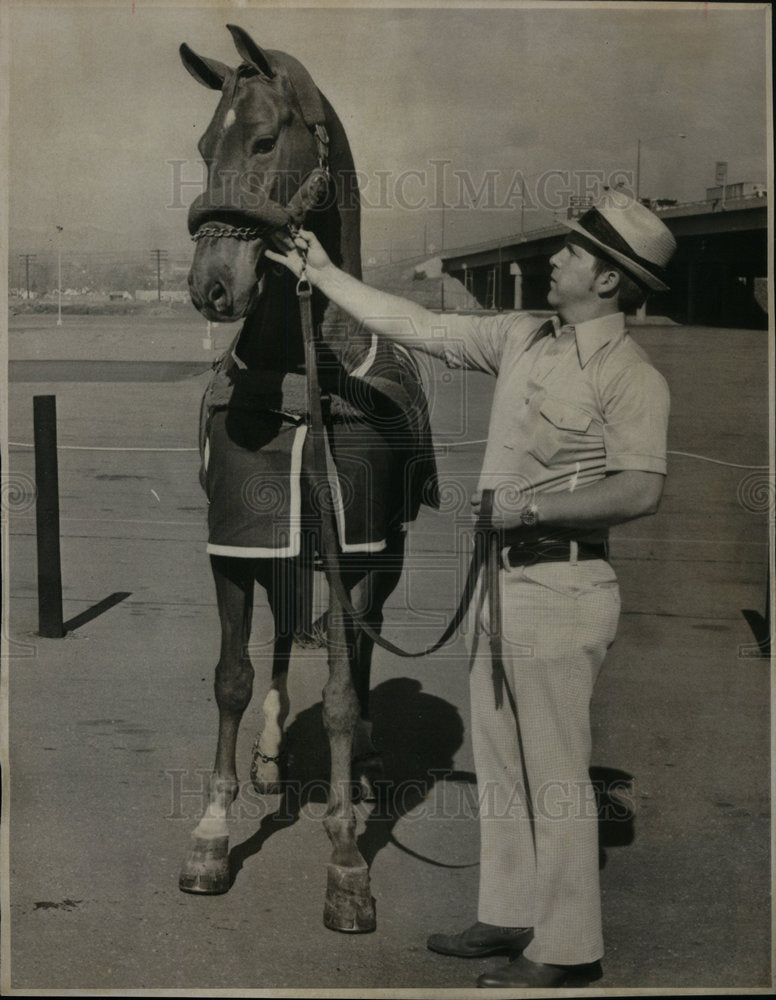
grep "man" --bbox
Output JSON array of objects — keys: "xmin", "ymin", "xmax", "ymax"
[{"xmin": 267, "ymin": 188, "xmax": 677, "ymax": 988}]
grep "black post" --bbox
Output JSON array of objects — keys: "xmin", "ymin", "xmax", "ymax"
[{"xmin": 33, "ymin": 395, "xmax": 64, "ymax": 637}]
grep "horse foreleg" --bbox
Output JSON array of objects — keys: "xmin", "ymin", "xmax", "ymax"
[
  {"xmin": 179, "ymin": 555, "xmax": 255, "ymax": 894},
  {"xmin": 321, "ymin": 593, "xmax": 376, "ymax": 932}
]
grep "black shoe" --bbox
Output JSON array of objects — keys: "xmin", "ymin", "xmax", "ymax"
[
  {"xmin": 476, "ymin": 953, "xmax": 601, "ymax": 988},
  {"xmin": 427, "ymin": 921, "xmax": 532, "ymax": 958}
]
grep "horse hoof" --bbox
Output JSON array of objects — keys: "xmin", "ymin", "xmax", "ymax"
[
  {"xmin": 323, "ymin": 864, "xmax": 376, "ymax": 933},
  {"xmin": 179, "ymin": 835, "xmax": 230, "ymax": 895}
]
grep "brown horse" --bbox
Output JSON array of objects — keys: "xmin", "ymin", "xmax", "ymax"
[{"xmin": 177, "ymin": 24, "xmax": 438, "ymax": 932}]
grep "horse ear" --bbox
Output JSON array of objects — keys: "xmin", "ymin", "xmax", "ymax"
[
  {"xmin": 226, "ymin": 24, "xmax": 275, "ymax": 78},
  {"xmin": 180, "ymin": 43, "xmax": 230, "ymax": 90}
]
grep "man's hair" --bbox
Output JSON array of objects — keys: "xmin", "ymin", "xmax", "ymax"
[{"xmin": 592, "ymin": 255, "xmax": 648, "ymax": 314}]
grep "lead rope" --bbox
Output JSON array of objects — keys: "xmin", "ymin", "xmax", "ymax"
[
  {"xmin": 295, "ymin": 250, "xmax": 492, "ymax": 659},
  {"xmin": 480, "ymin": 490, "xmax": 506, "ymax": 709}
]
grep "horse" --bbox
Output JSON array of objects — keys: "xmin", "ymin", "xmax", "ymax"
[{"xmin": 177, "ymin": 24, "xmax": 438, "ymax": 933}]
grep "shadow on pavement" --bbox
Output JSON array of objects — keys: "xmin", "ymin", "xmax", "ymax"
[
  {"xmin": 227, "ymin": 681, "xmax": 639, "ymax": 884},
  {"xmin": 741, "ymin": 608, "xmax": 771, "ymax": 658},
  {"xmin": 591, "ymin": 765, "xmax": 636, "ymax": 869},
  {"xmin": 63, "ymin": 591, "xmax": 132, "ymax": 632}
]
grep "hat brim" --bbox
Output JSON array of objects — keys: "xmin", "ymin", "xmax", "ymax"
[{"xmin": 562, "ymin": 219, "xmax": 670, "ymax": 292}]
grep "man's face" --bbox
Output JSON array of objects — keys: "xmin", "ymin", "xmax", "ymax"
[{"xmin": 546, "ymin": 237, "xmax": 601, "ymax": 314}]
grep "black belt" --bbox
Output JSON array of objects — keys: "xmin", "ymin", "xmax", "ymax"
[{"xmin": 504, "ymin": 539, "xmax": 608, "ymax": 568}]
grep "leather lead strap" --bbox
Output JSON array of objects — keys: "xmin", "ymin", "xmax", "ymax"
[{"xmin": 480, "ymin": 490, "xmax": 506, "ymax": 709}]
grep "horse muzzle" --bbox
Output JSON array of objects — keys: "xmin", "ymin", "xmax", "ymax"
[{"xmin": 188, "ymin": 234, "xmax": 269, "ymax": 321}]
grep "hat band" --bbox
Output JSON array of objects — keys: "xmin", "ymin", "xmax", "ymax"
[{"xmin": 576, "ymin": 207, "xmax": 667, "ymax": 284}]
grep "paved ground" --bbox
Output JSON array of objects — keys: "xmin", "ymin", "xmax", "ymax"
[{"xmin": 3, "ymin": 310, "xmax": 772, "ymax": 994}]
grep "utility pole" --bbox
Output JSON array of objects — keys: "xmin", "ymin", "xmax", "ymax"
[
  {"xmin": 150, "ymin": 249, "xmax": 168, "ymax": 301},
  {"xmin": 520, "ymin": 176, "xmax": 526, "ymax": 238},
  {"xmin": 56, "ymin": 226, "xmax": 63, "ymax": 326},
  {"xmin": 19, "ymin": 254, "xmax": 36, "ymax": 299}
]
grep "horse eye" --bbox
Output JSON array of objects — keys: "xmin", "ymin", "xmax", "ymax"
[{"xmin": 252, "ymin": 137, "xmax": 276, "ymax": 156}]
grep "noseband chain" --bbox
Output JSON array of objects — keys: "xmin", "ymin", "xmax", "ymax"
[{"xmin": 192, "ymin": 224, "xmax": 266, "ymax": 242}]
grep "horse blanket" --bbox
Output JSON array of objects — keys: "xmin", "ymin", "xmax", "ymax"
[{"xmin": 200, "ymin": 336, "xmax": 439, "ymax": 558}]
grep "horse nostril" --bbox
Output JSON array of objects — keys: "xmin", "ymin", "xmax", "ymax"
[{"xmin": 208, "ymin": 280, "xmax": 230, "ymax": 313}]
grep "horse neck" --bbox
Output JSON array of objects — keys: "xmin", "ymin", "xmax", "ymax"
[
  {"xmin": 235, "ymin": 273, "xmax": 307, "ymax": 372},
  {"xmin": 236, "ymin": 284, "xmax": 369, "ymax": 375}
]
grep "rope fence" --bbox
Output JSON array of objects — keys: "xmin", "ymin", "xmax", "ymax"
[{"xmin": 8, "ymin": 438, "xmax": 770, "ymax": 469}]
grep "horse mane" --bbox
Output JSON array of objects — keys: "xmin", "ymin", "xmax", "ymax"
[
  {"xmin": 259, "ymin": 49, "xmax": 362, "ymax": 283},
  {"xmin": 255, "ymin": 50, "xmax": 368, "ymax": 365}
]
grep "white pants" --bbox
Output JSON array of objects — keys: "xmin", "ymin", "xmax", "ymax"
[{"xmin": 468, "ymin": 556, "xmax": 620, "ymax": 965}]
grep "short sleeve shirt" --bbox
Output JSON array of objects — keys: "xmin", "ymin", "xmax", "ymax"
[{"xmin": 440, "ymin": 310, "xmax": 670, "ymax": 516}]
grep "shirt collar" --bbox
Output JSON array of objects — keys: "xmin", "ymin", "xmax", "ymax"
[{"xmin": 552, "ymin": 311, "xmax": 625, "ymax": 368}]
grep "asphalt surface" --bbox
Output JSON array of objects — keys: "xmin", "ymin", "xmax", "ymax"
[{"xmin": 3, "ymin": 310, "xmax": 772, "ymax": 994}]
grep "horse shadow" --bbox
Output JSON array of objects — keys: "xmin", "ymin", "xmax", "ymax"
[
  {"xmin": 227, "ymin": 682, "xmax": 636, "ymax": 883},
  {"xmin": 228, "ymin": 678, "xmax": 474, "ymax": 885}
]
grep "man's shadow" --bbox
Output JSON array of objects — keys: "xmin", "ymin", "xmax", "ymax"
[{"xmin": 228, "ymin": 678, "xmax": 475, "ymax": 885}]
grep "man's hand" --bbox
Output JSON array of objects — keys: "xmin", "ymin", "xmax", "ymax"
[{"xmin": 265, "ymin": 228, "xmax": 333, "ymax": 283}]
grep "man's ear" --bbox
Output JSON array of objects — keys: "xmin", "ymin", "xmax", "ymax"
[{"xmin": 595, "ymin": 266, "xmax": 621, "ymax": 300}]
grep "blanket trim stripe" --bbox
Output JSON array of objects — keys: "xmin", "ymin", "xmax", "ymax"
[
  {"xmin": 206, "ymin": 423, "xmax": 307, "ymax": 559},
  {"xmin": 324, "ymin": 429, "xmax": 387, "ymax": 554}
]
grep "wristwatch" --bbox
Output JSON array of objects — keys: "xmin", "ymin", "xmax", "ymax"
[{"xmin": 519, "ymin": 503, "xmax": 540, "ymax": 528}]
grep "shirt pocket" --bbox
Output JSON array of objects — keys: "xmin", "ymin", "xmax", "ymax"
[{"xmin": 528, "ymin": 394, "xmax": 599, "ymax": 466}]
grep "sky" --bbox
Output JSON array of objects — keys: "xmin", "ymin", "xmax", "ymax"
[{"xmin": 3, "ymin": 0, "xmax": 771, "ymax": 263}]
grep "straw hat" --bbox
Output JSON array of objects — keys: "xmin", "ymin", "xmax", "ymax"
[{"xmin": 562, "ymin": 188, "xmax": 677, "ymax": 291}]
